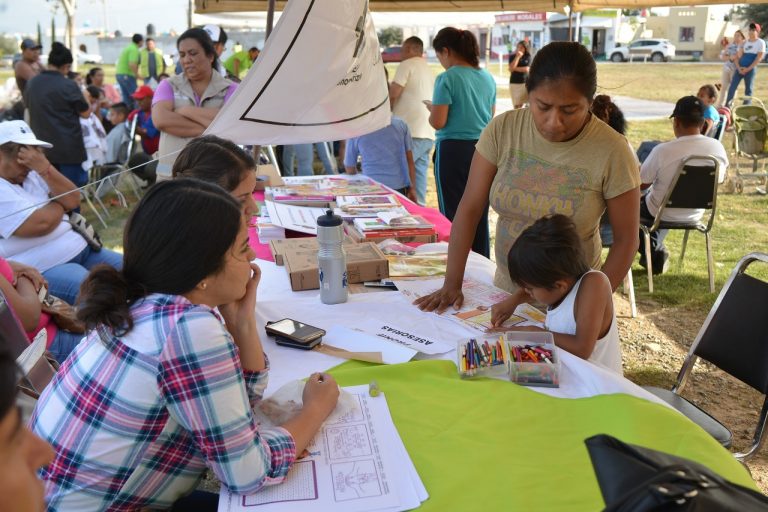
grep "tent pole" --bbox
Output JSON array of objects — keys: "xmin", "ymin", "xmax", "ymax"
[{"xmin": 266, "ymin": 0, "xmax": 276, "ymax": 38}]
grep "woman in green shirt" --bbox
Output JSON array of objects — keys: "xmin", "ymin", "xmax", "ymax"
[{"xmin": 427, "ymin": 27, "xmax": 496, "ymax": 258}]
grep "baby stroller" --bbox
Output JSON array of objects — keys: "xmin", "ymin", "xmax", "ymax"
[{"xmin": 730, "ymin": 96, "xmax": 768, "ymax": 193}]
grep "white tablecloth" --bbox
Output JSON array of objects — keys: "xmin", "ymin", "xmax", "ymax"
[{"xmin": 254, "ymin": 245, "xmax": 669, "ymax": 408}]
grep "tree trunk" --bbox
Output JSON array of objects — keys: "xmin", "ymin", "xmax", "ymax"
[{"xmin": 60, "ymin": 0, "xmax": 77, "ymax": 71}]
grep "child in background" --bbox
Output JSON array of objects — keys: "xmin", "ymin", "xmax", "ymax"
[
  {"xmin": 506, "ymin": 214, "xmax": 622, "ymax": 374},
  {"xmin": 80, "ymin": 88, "xmax": 108, "ymax": 172},
  {"xmin": 697, "ymin": 84, "xmax": 720, "ymax": 137}
]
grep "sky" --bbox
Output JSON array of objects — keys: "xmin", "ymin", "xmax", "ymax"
[{"xmin": 0, "ymin": 0, "xmax": 191, "ymax": 36}]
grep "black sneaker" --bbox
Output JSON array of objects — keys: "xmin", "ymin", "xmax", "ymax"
[{"xmin": 651, "ymin": 252, "xmax": 670, "ymax": 275}]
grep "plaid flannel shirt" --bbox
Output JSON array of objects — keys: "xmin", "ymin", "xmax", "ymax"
[{"xmin": 30, "ymin": 293, "xmax": 296, "ymax": 511}]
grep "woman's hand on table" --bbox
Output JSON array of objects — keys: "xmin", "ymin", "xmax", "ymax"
[
  {"xmin": 413, "ymin": 285, "xmax": 464, "ymax": 314},
  {"xmin": 302, "ymin": 372, "xmax": 340, "ymax": 419}
]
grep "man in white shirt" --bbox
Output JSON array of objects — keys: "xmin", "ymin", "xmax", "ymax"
[
  {"xmin": 389, "ymin": 37, "xmax": 435, "ymax": 205},
  {"xmin": 639, "ymin": 96, "xmax": 729, "ymax": 274},
  {"xmin": 0, "ymin": 120, "xmax": 122, "ymax": 304}
]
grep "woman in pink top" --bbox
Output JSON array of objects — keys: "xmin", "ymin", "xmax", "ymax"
[{"xmin": 0, "ymin": 258, "xmax": 82, "ymax": 363}]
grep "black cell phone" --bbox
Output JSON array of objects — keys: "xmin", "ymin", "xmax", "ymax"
[{"xmin": 265, "ymin": 319, "xmax": 325, "ymax": 350}]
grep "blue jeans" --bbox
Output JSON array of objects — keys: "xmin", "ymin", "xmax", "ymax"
[
  {"xmin": 282, "ymin": 144, "xmax": 314, "ymax": 176},
  {"xmin": 42, "ymin": 246, "xmax": 123, "ymax": 305},
  {"xmin": 54, "ymin": 163, "xmax": 88, "ymax": 189},
  {"xmin": 726, "ymin": 67, "xmax": 756, "ymax": 106},
  {"xmin": 314, "ymin": 142, "xmax": 337, "ymax": 174},
  {"xmin": 116, "ymin": 74, "xmax": 138, "ymax": 108},
  {"xmin": 49, "ymin": 331, "xmax": 85, "ymax": 363},
  {"xmin": 411, "ymin": 138, "xmax": 434, "ymax": 206}
]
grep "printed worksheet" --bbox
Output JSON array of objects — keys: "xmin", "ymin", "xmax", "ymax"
[
  {"xmin": 264, "ymin": 201, "xmax": 327, "ymax": 234},
  {"xmin": 218, "ymin": 386, "xmax": 426, "ymax": 512},
  {"xmin": 395, "ymin": 278, "xmax": 527, "ymax": 332}
]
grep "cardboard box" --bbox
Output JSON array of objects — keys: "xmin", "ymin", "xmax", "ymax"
[
  {"xmin": 269, "ymin": 236, "xmax": 356, "ymax": 266},
  {"xmin": 283, "ymin": 243, "xmax": 389, "ymax": 291},
  {"xmin": 256, "ymin": 164, "xmax": 284, "ymax": 186}
]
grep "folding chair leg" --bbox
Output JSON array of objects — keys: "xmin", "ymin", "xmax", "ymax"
[
  {"xmin": 679, "ymin": 230, "xmax": 690, "ymax": 271},
  {"xmin": 734, "ymin": 397, "xmax": 768, "ymax": 462},
  {"xmin": 643, "ymin": 230, "xmax": 654, "ymax": 293},
  {"xmin": 705, "ymin": 233, "xmax": 715, "ymax": 293},
  {"xmin": 623, "ymin": 270, "xmax": 637, "ymax": 318},
  {"xmin": 80, "ymin": 191, "xmax": 108, "ymax": 228}
]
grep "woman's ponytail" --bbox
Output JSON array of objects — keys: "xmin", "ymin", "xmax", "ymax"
[{"xmin": 77, "ymin": 265, "xmax": 136, "ymax": 336}]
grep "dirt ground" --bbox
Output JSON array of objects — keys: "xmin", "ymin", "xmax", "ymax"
[{"xmin": 612, "ymin": 292, "xmax": 768, "ymax": 492}]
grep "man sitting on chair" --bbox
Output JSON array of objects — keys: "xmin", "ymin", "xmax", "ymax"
[
  {"xmin": 0, "ymin": 121, "xmax": 122, "ymax": 305},
  {"xmin": 639, "ymin": 96, "xmax": 729, "ymax": 274}
]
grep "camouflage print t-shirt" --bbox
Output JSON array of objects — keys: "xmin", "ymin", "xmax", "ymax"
[{"xmin": 475, "ymin": 109, "xmax": 640, "ymax": 291}]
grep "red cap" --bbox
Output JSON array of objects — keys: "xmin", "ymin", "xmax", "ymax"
[
  {"xmin": 749, "ymin": 22, "xmax": 762, "ymax": 33},
  {"xmin": 131, "ymin": 85, "xmax": 154, "ymax": 100}
]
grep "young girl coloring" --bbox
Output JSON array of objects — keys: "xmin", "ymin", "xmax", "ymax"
[{"xmin": 507, "ymin": 214, "xmax": 622, "ymax": 374}]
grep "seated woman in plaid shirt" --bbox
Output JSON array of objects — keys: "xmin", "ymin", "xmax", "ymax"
[{"xmin": 30, "ymin": 179, "xmax": 339, "ymax": 511}]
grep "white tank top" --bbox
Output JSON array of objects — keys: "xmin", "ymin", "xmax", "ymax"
[{"xmin": 544, "ymin": 270, "xmax": 623, "ymax": 375}]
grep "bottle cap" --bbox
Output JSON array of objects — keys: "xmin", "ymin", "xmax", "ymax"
[{"xmin": 317, "ymin": 209, "xmax": 342, "ymax": 227}]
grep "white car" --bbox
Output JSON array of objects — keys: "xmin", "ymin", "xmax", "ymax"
[
  {"xmin": 77, "ymin": 51, "xmax": 103, "ymax": 65},
  {"xmin": 610, "ymin": 39, "xmax": 675, "ymax": 63}
]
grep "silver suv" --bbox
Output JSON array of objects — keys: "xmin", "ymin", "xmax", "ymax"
[{"xmin": 610, "ymin": 39, "xmax": 676, "ymax": 63}]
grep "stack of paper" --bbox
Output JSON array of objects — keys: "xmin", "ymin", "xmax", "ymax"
[
  {"xmin": 255, "ymin": 216, "xmax": 286, "ymax": 241},
  {"xmin": 336, "ymin": 194, "xmax": 402, "ymax": 213},
  {"xmin": 218, "ymin": 385, "xmax": 428, "ymax": 512},
  {"xmin": 266, "ymin": 176, "xmax": 389, "ymax": 207}
]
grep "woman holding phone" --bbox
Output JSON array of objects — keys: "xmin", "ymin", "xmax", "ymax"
[{"xmin": 31, "ymin": 179, "xmax": 339, "ymax": 510}]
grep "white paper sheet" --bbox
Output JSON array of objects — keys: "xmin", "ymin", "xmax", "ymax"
[
  {"xmin": 323, "ymin": 325, "xmax": 418, "ymax": 364},
  {"xmin": 264, "ymin": 201, "xmax": 327, "ymax": 234},
  {"xmin": 218, "ymin": 386, "xmax": 426, "ymax": 512},
  {"xmin": 354, "ymin": 318, "xmax": 453, "ymax": 355}
]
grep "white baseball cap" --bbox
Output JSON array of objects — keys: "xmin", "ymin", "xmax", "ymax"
[
  {"xmin": 203, "ymin": 24, "xmax": 222, "ymax": 43},
  {"xmin": 0, "ymin": 120, "xmax": 52, "ymax": 148}
]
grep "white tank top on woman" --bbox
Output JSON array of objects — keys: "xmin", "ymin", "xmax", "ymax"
[{"xmin": 544, "ymin": 270, "xmax": 623, "ymax": 375}]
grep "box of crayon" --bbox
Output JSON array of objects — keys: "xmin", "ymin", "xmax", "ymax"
[
  {"xmin": 456, "ymin": 335, "xmax": 511, "ymax": 380},
  {"xmin": 505, "ymin": 331, "xmax": 560, "ymax": 388}
]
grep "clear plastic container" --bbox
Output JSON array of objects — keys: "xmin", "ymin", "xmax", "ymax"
[
  {"xmin": 506, "ymin": 331, "xmax": 560, "ymax": 388},
  {"xmin": 456, "ymin": 335, "xmax": 510, "ymax": 380}
]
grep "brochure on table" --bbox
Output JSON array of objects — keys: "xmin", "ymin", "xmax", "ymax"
[
  {"xmin": 264, "ymin": 201, "xmax": 327, "ymax": 235},
  {"xmin": 218, "ymin": 386, "xmax": 427, "ymax": 512}
]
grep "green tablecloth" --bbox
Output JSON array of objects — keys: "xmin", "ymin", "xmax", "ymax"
[{"xmin": 329, "ymin": 359, "xmax": 756, "ymax": 510}]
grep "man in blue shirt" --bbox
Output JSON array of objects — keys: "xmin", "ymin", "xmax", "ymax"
[{"xmin": 344, "ymin": 115, "xmax": 417, "ymax": 201}]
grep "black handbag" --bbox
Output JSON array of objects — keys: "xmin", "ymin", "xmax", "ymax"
[{"xmin": 585, "ymin": 434, "xmax": 768, "ymax": 511}]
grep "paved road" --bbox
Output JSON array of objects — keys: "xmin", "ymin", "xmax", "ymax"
[{"xmin": 495, "ymin": 94, "xmax": 675, "ymax": 121}]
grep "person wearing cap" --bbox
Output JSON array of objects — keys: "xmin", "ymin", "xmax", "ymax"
[
  {"xmin": 138, "ymin": 37, "xmax": 166, "ymax": 86},
  {"xmin": 638, "ymin": 95, "xmax": 729, "ymax": 274},
  {"xmin": 129, "ymin": 85, "xmax": 159, "ymax": 155},
  {"xmin": 0, "ymin": 120, "xmax": 122, "ymax": 305},
  {"xmin": 115, "ymin": 34, "xmax": 144, "ymax": 108},
  {"xmin": 14, "ymin": 39, "xmax": 43, "ymax": 95},
  {"xmin": 202, "ymin": 24, "xmax": 228, "ymax": 76},
  {"xmin": 23, "ymin": 42, "xmax": 91, "ymax": 189},
  {"xmin": 725, "ymin": 23, "xmax": 765, "ymax": 106}
]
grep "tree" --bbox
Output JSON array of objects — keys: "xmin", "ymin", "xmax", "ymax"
[
  {"xmin": 37, "ymin": 23, "xmax": 43, "ymax": 47},
  {"xmin": 734, "ymin": 5, "xmax": 768, "ymax": 33},
  {"xmin": 377, "ymin": 27, "xmax": 403, "ymax": 48},
  {"xmin": 48, "ymin": 0, "xmax": 77, "ymax": 69},
  {"xmin": 51, "ymin": 17, "xmax": 56, "ymax": 43}
]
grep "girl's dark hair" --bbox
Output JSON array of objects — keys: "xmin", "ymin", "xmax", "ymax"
[
  {"xmin": 432, "ymin": 27, "xmax": 480, "ymax": 68},
  {"xmin": 507, "ymin": 214, "xmax": 590, "ymax": 290},
  {"xmin": 591, "ymin": 94, "xmax": 627, "ymax": 135},
  {"xmin": 85, "ymin": 67, "xmax": 102, "ymax": 86},
  {"xmin": 517, "ymin": 40, "xmax": 531, "ymax": 56},
  {"xmin": 700, "ymin": 84, "xmax": 717, "ymax": 99},
  {"xmin": 77, "ymin": 179, "xmax": 242, "ymax": 335},
  {"xmin": 86, "ymin": 85, "xmax": 102, "ymax": 99},
  {"xmin": 172, "ymin": 135, "xmax": 255, "ymax": 192},
  {"xmin": 49, "ymin": 42, "xmax": 73, "ymax": 68},
  {"xmin": 177, "ymin": 28, "xmax": 220, "ymax": 74},
  {"xmin": 0, "ymin": 349, "xmax": 18, "ymax": 421},
  {"xmin": 526, "ymin": 42, "xmax": 597, "ymax": 101}
]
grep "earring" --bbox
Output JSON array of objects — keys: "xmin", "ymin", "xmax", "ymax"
[{"xmin": 200, "ymin": 282, "xmax": 208, "ymax": 290}]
